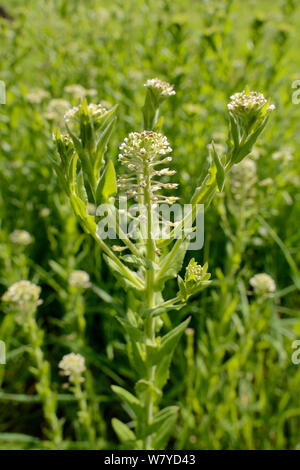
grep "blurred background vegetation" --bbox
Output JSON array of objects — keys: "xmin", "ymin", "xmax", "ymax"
[{"xmin": 0, "ymin": 0, "xmax": 299, "ymax": 449}]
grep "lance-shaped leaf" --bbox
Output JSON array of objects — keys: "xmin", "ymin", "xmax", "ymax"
[
  {"xmin": 151, "ymin": 317, "xmax": 191, "ymax": 389},
  {"xmin": 233, "ymin": 114, "xmax": 271, "ymax": 164},
  {"xmin": 111, "ymin": 418, "xmax": 136, "ymax": 444},
  {"xmin": 210, "ymin": 141, "xmax": 225, "ymax": 192},
  {"xmin": 111, "ymin": 386, "xmax": 143, "ymax": 417},
  {"xmin": 94, "ymin": 105, "xmax": 118, "ymax": 177},
  {"xmin": 142, "ymin": 87, "xmax": 160, "ymax": 130},
  {"xmin": 96, "ymin": 159, "xmax": 117, "ymax": 205}
]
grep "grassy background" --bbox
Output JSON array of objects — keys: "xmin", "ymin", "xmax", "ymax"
[{"xmin": 0, "ymin": 0, "xmax": 300, "ymax": 449}]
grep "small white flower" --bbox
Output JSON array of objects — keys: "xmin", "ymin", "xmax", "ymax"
[
  {"xmin": 250, "ymin": 273, "xmax": 276, "ymax": 296},
  {"xmin": 40, "ymin": 207, "xmax": 51, "ymax": 218},
  {"xmin": 64, "ymin": 103, "xmax": 107, "ymax": 122},
  {"xmin": 59, "ymin": 353, "xmax": 86, "ymax": 383},
  {"xmin": 1, "ymin": 280, "xmax": 41, "ymax": 312},
  {"xmin": 145, "ymin": 78, "xmax": 176, "ymax": 97},
  {"xmin": 9, "ymin": 230, "xmax": 32, "ymax": 246},
  {"xmin": 68, "ymin": 270, "xmax": 90, "ymax": 289}
]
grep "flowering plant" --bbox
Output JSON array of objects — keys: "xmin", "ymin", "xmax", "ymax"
[{"xmin": 52, "ymin": 81, "xmax": 274, "ymax": 449}]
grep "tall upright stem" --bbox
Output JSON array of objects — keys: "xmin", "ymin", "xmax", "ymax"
[{"xmin": 143, "ymin": 157, "xmax": 156, "ymax": 450}]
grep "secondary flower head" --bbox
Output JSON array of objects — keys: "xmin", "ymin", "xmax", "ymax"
[
  {"xmin": 64, "ymin": 84, "xmax": 97, "ymax": 100},
  {"xmin": 178, "ymin": 259, "xmax": 211, "ymax": 301},
  {"xmin": 232, "ymin": 158, "xmax": 257, "ymax": 180},
  {"xmin": 59, "ymin": 353, "xmax": 86, "ymax": 384},
  {"xmin": 26, "ymin": 88, "xmax": 50, "ymax": 104},
  {"xmin": 1, "ymin": 280, "xmax": 42, "ymax": 313},
  {"xmin": 68, "ymin": 270, "xmax": 90, "ymax": 289},
  {"xmin": 44, "ymin": 99, "xmax": 70, "ymax": 123},
  {"xmin": 144, "ymin": 78, "xmax": 176, "ymax": 97},
  {"xmin": 185, "ymin": 259, "xmax": 211, "ymax": 284},
  {"xmin": 64, "ymin": 102, "xmax": 107, "ymax": 123},
  {"xmin": 250, "ymin": 273, "xmax": 276, "ymax": 296},
  {"xmin": 9, "ymin": 230, "xmax": 32, "ymax": 246},
  {"xmin": 228, "ymin": 89, "xmax": 275, "ymax": 132}
]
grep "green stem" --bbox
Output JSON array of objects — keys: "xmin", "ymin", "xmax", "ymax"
[
  {"xmin": 91, "ymin": 232, "xmax": 144, "ymax": 290},
  {"xmin": 73, "ymin": 377, "xmax": 95, "ymax": 447},
  {"xmin": 143, "ymin": 157, "xmax": 156, "ymax": 450},
  {"xmin": 27, "ymin": 312, "xmax": 63, "ymax": 448}
]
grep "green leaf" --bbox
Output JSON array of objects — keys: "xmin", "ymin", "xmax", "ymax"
[
  {"xmin": 111, "ymin": 418, "xmax": 136, "ymax": 443},
  {"xmin": 142, "ymin": 406, "xmax": 178, "ymax": 439},
  {"xmin": 177, "ymin": 274, "xmax": 187, "ymax": 300},
  {"xmin": 103, "ymin": 254, "xmax": 141, "ymax": 292},
  {"xmin": 210, "ymin": 141, "xmax": 225, "ymax": 192},
  {"xmin": 154, "ymin": 317, "xmax": 191, "ymax": 388},
  {"xmin": 0, "ymin": 432, "xmax": 41, "ymax": 444},
  {"xmin": 117, "ymin": 316, "xmax": 144, "ymax": 342},
  {"xmin": 94, "ymin": 109, "xmax": 117, "ymax": 176},
  {"xmin": 142, "ymin": 87, "xmax": 160, "ymax": 130},
  {"xmin": 142, "ymin": 302, "xmax": 183, "ymax": 319},
  {"xmin": 96, "ymin": 159, "xmax": 117, "ymax": 204},
  {"xmin": 111, "ymin": 386, "xmax": 142, "ymax": 417},
  {"xmin": 229, "ymin": 113, "xmax": 240, "ymax": 150},
  {"xmin": 233, "ymin": 114, "xmax": 270, "ymax": 164},
  {"xmin": 70, "ymin": 194, "xmax": 97, "ymax": 234},
  {"xmin": 151, "ymin": 406, "xmax": 179, "ymax": 449},
  {"xmin": 156, "ymin": 239, "xmax": 189, "ymax": 286},
  {"xmin": 75, "ymin": 169, "xmax": 89, "ymax": 204}
]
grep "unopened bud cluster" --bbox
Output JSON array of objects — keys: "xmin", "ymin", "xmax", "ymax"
[{"xmin": 185, "ymin": 259, "xmax": 211, "ymax": 285}]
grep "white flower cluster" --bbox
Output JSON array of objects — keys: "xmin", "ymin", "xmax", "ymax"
[
  {"xmin": 232, "ymin": 158, "xmax": 257, "ymax": 180},
  {"xmin": 9, "ymin": 230, "xmax": 32, "ymax": 246},
  {"xmin": 119, "ymin": 131, "xmax": 172, "ymax": 159},
  {"xmin": 44, "ymin": 99, "xmax": 70, "ymax": 122},
  {"xmin": 68, "ymin": 270, "xmax": 90, "ymax": 289},
  {"xmin": 1, "ymin": 280, "xmax": 41, "ymax": 312},
  {"xmin": 64, "ymin": 103, "xmax": 107, "ymax": 122},
  {"xmin": 64, "ymin": 84, "xmax": 97, "ymax": 99},
  {"xmin": 59, "ymin": 353, "xmax": 86, "ymax": 383},
  {"xmin": 228, "ymin": 90, "xmax": 275, "ymax": 124},
  {"xmin": 118, "ymin": 131, "xmax": 178, "ymax": 204},
  {"xmin": 26, "ymin": 88, "xmax": 50, "ymax": 104},
  {"xmin": 231, "ymin": 158, "xmax": 257, "ymax": 201},
  {"xmin": 145, "ymin": 78, "xmax": 175, "ymax": 97},
  {"xmin": 250, "ymin": 273, "xmax": 276, "ymax": 296}
]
